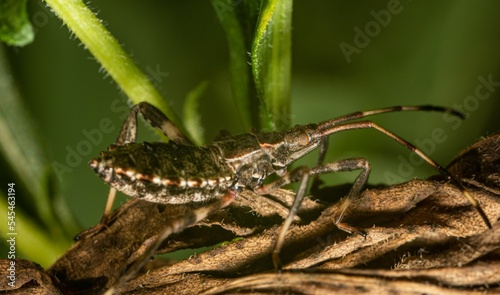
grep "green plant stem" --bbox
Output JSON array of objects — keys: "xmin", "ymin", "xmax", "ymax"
[
  {"xmin": 252, "ymin": 0, "xmax": 292, "ymax": 130},
  {"xmin": 211, "ymin": 0, "xmax": 260, "ymax": 131},
  {"xmin": 43, "ymin": 0, "xmax": 182, "ymax": 128}
]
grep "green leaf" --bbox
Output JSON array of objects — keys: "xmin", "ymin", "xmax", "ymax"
[
  {"xmin": 211, "ymin": 0, "xmax": 261, "ymax": 130},
  {"xmin": 0, "ymin": 47, "xmax": 48, "ymax": 226},
  {"xmin": 0, "ymin": 0, "xmax": 34, "ymax": 46},
  {"xmin": 0, "ymin": 46, "xmax": 73, "ymax": 265},
  {"xmin": 183, "ymin": 81, "xmax": 208, "ymax": 146},
  {"xmin": 252, "ymin": 0, "xmax": 292, "ymax": 130}
]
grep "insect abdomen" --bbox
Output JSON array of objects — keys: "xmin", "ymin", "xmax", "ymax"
[{"xmin": 89, "ymin": 142, "xmax": 234, "ymax": 204}]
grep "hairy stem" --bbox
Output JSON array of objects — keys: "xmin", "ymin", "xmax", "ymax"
[{"xmin": 43, "ymin": 0, "xmax": 182, "ymax": 127}]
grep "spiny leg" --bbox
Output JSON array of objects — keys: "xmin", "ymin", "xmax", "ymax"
[
  {"xmin": 104, "ymin": 190, "xmax": 236, "ymax": 295},
  {"xmin": 99, "ymin": 187, "xmax": 117, "ymax": 224},
  {"xmin": 311, "ymin": 137, "xmax": 329, "ymax": 192},
  {"xmin": 267, "ymin": 167, "xmax": 310, "ymax": 270},
  {"xmin": 258, "ymin": 159, "xmax": 370, "ymax": 270},
  {"xmin": 318, "ymin": 120, "xmax": 492, "ymax": 229},
  {"xmin": 117, "ymin": 101, "xmax": 193, "ymax": 146},
  {"xmin": 310, "ymin": 159, "xmax": 372, "ymax": 235}
]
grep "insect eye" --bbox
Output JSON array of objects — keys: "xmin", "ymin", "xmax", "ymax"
[{"xmin": 298, "ymin": 132, "xmax": 310, "ymax": 145}]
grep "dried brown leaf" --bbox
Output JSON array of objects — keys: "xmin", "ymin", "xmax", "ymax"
[
  {"xmin": 3, "ymin": 133, "xmax": 499, "ymax": 294},
  {"xmin": 0, "ymin": 259, "xmax": 61, "ymax": 295}
]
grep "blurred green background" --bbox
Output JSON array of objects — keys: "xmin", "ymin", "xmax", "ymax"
[{"xmin": 1, "ymin": 1, "xmax": 500, "ymax": 267}]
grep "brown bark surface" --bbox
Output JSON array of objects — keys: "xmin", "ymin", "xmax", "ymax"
[{"xmin": 2, "ymin": 133, "xmax": 499, "ymax": 294}]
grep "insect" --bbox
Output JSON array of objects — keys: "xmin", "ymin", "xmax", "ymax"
[{"xmin": 90, "ymin": 102, "xmax": 491, "ymax": 293}]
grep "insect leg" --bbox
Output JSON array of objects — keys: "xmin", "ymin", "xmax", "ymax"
[
  {"xmin": 319, "ymin": 120, "xmax": 492, "ymax": 229},
  {"xmin": 309, "ymin": 159, "xmax": 371, "ymax": 235},
  {"xmin": 260, "ymin": 159, "xmax": 370, "ymax": 270},
  {"xmin": 318, "ymin": 105, "xmax": 465, "ymax": 128},
  {"xmin": 104, "ymin": 190, "xmax": 236, "ymax": 295},
  {"xmin": 269, "ymin": 166, "xmax": 310, "ymax": 270},
  {"xmin": 311, "ymin": 137, "xmax": 329, "ymax": 192},
  {"xmin": 117, "ymin": 101, "xmax": 193, "ymax": 146},
  {"xmin": 99, "ymin": 187, "xmax": 117, "ymax": 224}
]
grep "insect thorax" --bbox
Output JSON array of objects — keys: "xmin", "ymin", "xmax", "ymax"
[{"xmin": 213, "ymin": 133, "xmax": 278, "ymax": 189}]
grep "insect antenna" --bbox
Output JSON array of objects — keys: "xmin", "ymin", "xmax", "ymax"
[
  {"xmin": 320, "ymin": 105, "xmax": 464, "ymax": 127},
  {"xmin": 316, "ymin": 106, "xmax": 491, "ymax": 229}
]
